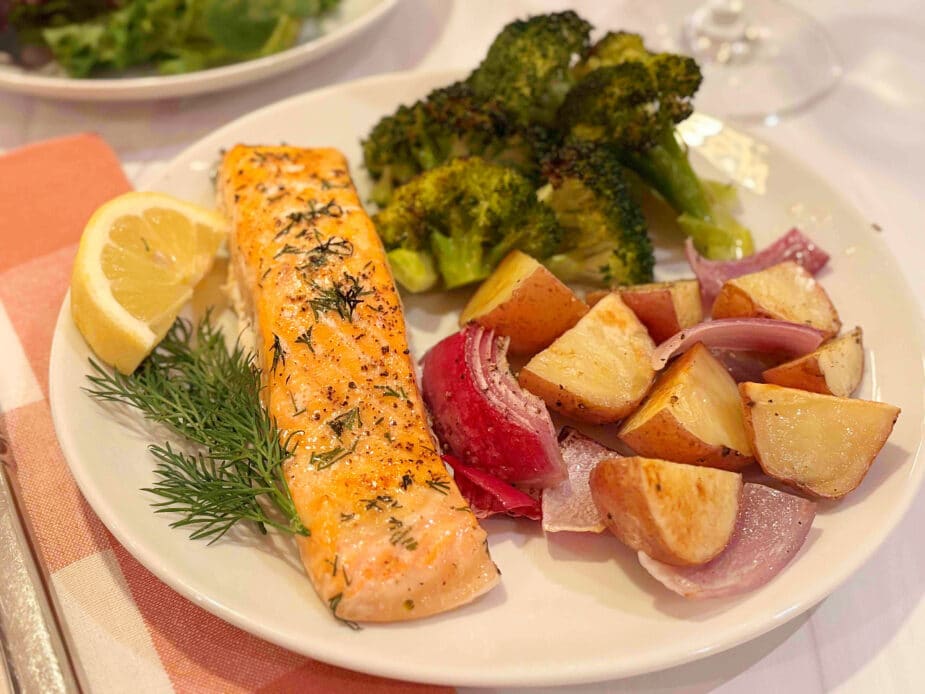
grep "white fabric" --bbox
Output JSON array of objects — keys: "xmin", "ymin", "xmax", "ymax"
[
  {"xmin": 0, "ymin": 302, "xmax": 43, "ymax": 410},
  {"xmin": 53, "ymin": 551, "xmax": 174, "ymax": 694}
]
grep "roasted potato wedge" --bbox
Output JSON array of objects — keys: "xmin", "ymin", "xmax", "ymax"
[
  {"xmin": 517, "ymin": 293, "xmax": 655, "ymax": 423},
  {"xmin": 620, "ymin": 280, "xmax": 703, "ymax": 344},
  {"xmin": 460, "ymin": 250, "xmax": 587, "ymax": 355},
  {"xmin": 762, "ymin": 327, "xmax": 863, "ymax": 397},
  {"xmin": 619, "ymin": 343, "xmax": 753, "ymax": 471},
  {"xmin": 586, "ymin": 280, "xmax": 702, "ymax": 344},
  {"xmin": 584, "ymin": 289, "xmax": 610, "ymax": 307},
  {"xmin": 740, "ymin": 382, "xmax": 900, "ymax": 499},
  {"xmin": 712, "ymin": 261, "xmax": 841, "ymax": 338},
  {"xmin": 590, "ymin": 456, "xmax": 742, "ymax": 566}
]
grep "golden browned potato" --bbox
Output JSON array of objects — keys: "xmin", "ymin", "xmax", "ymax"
[
  {"xmin": 740, "ymin": 382, "xmax": 900, "ymax": 499},
  {"xmin": 517, "ymin": 293, "xmax": 655, "ymax": 423},
  {"xmin": 459, "ymin": 250, "xmax": 588, "ymax": 355},
  {"xmin": 590, "ymin": 456, "xmax": 742, "ymax": 566},
  {"xmin": 762, "ymin": 327, "xmax": 864, "ymax": 397},
  {"xmin": 618, "ymin": 280, "xmax": 703, "ymax": 344},
  {"xmin": 585, "ymin": 289, "xmax": 610, "ymax": 307},
  {"xmin": 618, "ymin": 343, "xmax": 753, "ymax": 471},
  {"xmin": 712, "ymin": 261, "xmax": 841, "ymax": 338},
  {"xmin": 587, "ymin": 281, "xmax": 703, "ymax": 344}
]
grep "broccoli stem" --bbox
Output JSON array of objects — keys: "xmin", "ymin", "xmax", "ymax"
[
  {"xmin": 430, "ymin": 232, "xmax": 490, "ymax": 289},
  {"xmin": 623, "ymin": 128, "xmax": 754, "ymax": 260},
  {"xmin": 622, "ymin": 127, "xmax": 712, "ymax": 221},
  {"xmin": 386, "ymin": 249, "xmax": 439, "ymax": 293},
  {"xmin": 676, "ymin": 214, "xmax": 753, "ymax": 260}
]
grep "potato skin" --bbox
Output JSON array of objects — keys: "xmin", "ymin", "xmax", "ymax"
[
  {"xmin": 762, "ymin": 327, "xmax": 863, "ymax": 397},
  {"xmin": 516, "ymin": 369, "xmax": 617, "ymax": 424},
  {"xmin": 590, "ymin": 457, "xmax": 742, "ymax": 566},
  {"xmin": 619, "ymin": 280, "xmax": 702, "ymax": 344},
  {"xmin": 618, "ymin": 343, "xmax": 753, "ymax": 471},
  {"xmin": 762, "ymin": 353, "xmax": 828, "ymax": 392},
  {"xmin": 460, "ymin": 251, "xmax": 587, "ymax": 355},
  {"xmin": 740, "ymin": 382, "xmax": 900, "ymax": 499},
  {"xmin": 712, "ymin": 261, "xmax": 841, "ymax": 338},
  {"xmin": 619, "ymin": 408, "xmax": 752, "ymax": 472},
  {"xmin": 587, "ymin": 281, "xmax": 702, "ymax": 344},
  {"xmin": 711, "ymin": 284, "xmax": 759, "ymax": 321},
  {"xmin": 517, "ymin": 293, "xmax": 655, "ymax": 423},
  {"xmin": 585, "ymin": 289, "xmax": 609, "ymax": 307}
]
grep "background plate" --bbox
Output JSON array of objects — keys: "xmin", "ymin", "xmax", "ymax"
[
  {"xmin": 0, "ymin": 0, "xmax": 395, "ymax": 101},
  {"xmin": 49, "ymin": 71, "xmax": 925, "ymax": 687}
]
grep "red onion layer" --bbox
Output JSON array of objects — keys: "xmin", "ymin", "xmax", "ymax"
[
  {"xmin": 638, "ymin": 483, "xmax": 815, "ymax": 599},
  {"xmin": 422, "ymin": 325, "xmax": 566, "ymax": 487},
  {"xmin": 542, "ymin": 428, "xmax": 614, "ymax": 533},
  {"xmin": 686, "ymin": 229, "xmax": 830, "ymax": 309},
  {"xmin": 443, "ymin": 455, "xmax": 542, "ymax": 520},
  {"xmin": 652, "ymin": 318, "xmax": 826, "ymax": 371},
  {"xmin": 710, "ymin": 349, "xmax": 789, "ymax": 383}
]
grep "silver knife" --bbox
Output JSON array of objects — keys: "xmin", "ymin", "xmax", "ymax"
[{"xmin": 0, "ymin": 439, "xmax": 82, "ymax": 694}]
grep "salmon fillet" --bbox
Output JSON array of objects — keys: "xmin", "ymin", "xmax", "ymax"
[{"xmin": 219, "ymin": 145, "xmax": 499, "ymax": 622}]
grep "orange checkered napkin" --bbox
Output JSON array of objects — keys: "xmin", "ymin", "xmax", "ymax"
[{"xmin": 0, "ymin": 134, "xmax": 449, "ymax": 694}]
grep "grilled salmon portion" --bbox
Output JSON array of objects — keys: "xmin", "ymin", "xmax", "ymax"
[{"xmin": 219, "ymin": 145, "xmax": 499, "ymax": 622}]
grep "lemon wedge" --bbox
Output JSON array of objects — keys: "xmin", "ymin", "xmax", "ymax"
[{"xmin": 70, "ymin": 192, "xmax": 227, "ymax": 374}]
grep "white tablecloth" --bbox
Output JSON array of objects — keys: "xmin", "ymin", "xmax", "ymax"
[{"xmin": 2, "ymin": 1, "xmax": 923, "ymax": 692}]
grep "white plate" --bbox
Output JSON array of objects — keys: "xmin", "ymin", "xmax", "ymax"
[
  {"xmin": 49, "ymin": 70, "xmax": 925, "ymax": 687},
  {"xmin": 0, "ymin": 0, "xmax": 395, "ymax": 101}
]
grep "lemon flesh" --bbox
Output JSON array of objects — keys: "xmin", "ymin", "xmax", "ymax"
[{"xmin": 71, "ymin": 192, "xmax": 226, "ymax": 374}]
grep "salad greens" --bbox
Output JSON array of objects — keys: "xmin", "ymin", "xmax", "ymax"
[{"xmin": 3, "ymin": 0, "xmax": 341, "ymax": 77}]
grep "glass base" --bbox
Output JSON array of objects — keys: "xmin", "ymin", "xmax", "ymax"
[{"xmin": 630, "ymin": 0, "xmax": 843, "ymax": 122}]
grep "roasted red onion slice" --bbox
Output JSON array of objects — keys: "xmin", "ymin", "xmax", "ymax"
[
  {"xmin": 652, "ymin": 319, "xmax": 826, "ymax": 370},
  {"xmin": 422, "ymin": 325, "xmax": 566, "ymax": 487},
  {"xmin": 639, "ymin": 483, "xmax": 815, "ymax": 599},
  {"xmin": 686, "ymin": 229, "xmax": 830, "ymax": 309},
  {"xmin": 444, "ymin": 455, "xmax": 542, "ymax": 520},
  {"xmin": 710, "ymin": 349, "xmax": 789, "ymax": 383},
  {"xmin": 542, "ymin": 428, "xmax": 614, "ymax": 533}
]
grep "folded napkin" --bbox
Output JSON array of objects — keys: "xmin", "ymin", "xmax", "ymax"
[{"xmin": 0, "ymin": 134, "xmax": 448, "ymax": 693}]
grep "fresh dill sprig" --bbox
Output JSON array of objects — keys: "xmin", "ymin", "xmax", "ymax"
[
  {"xmin": 294, "ymin": 327, "xmax": 314, "ymax": 353},
  {"xmin": 274, "ymin": 243, "xmax": 303, "ymax": 259},
  {"xmin": 375, "ymin": 384, "xmax": 407, "ymax": 399},
  {"xmin": 299, "ymin": 235, "xmax": 354, "ymax": 270},
  {"xmin": 426, "ymin": 474, "xmax": 451, "ymax": 495},
  {"xmin": 289, "ymin": 199, "xmax": 344, "ymax": 226},
  {"xmin": 328, "ymin": 593, "xmax": 361, "ymax": 630},
  {"xmin": 84, "ymin": 316, "xmax": 308, "ymax": 543},
  {"xmin": 328, "ymin": 407, "xmax": 361, "ymax": 438},
  {"xmin": 310, "ymin": 273, "xmax": 371, "ymax": 322},
  {"xmin": 310, "ymin": 441, "xmax": 357, "ymax": 471},
  {"xmin": 270, "ymin": 333, "xmax": 287, "ymax": 372}
]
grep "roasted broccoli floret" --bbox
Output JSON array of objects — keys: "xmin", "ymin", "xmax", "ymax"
[
  {"xmin": 467, "ymin": 11, "xmax": 592, "ymax": 128},
  {"xmin": 574, "ymin": 31, "xmax": 702, "ymax": 124},
  {"xmin": 560, "ymin": 33, "xmax": 754, "ymax": 259},
  {"xmin": 374, "ymin": 158, "xmax": 562, "ymax": 292},
  {"xmin": 539, "ymin": 142, "xmax": 654, "ymax": 286},
  {"xmin": 362, "ymin": 82, "xmax": 547, "ymax": 207}
]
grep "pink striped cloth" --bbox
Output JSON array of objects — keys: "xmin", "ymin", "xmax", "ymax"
[{"xmin": 0, "ymin": 134, "xmax": 448, "ymax": 693}]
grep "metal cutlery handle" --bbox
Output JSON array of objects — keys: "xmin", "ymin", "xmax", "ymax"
[{"xmin": 0, "ymin": 442, "xmax": 81, "ymax": 694}]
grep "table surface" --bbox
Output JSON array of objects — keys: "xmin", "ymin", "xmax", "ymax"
[{"xmin": 2, "ymin": 1, "xmax": 924, "ymax": 692}]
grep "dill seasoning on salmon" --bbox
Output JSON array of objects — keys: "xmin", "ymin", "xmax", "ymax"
[{"xmin": 219, "ymin": 145, "xmax": 499, "ymax": 623}]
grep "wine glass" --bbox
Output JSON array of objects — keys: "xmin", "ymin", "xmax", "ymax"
[{"xmin": 650, "ymin": 0, "xmax": 843, "ymax": 122}]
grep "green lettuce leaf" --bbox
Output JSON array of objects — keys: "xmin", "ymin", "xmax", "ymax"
[{"xmin": 33, "ymin": 0, "xmax": 338, "ymax": 77}]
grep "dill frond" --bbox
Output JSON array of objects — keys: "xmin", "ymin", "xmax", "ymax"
[
  {"xmin": 85, "ymin": 316, "xmax": 308, "ymax": 543},
  {"xmin": 309, "ymin": 272, "xmax": 371, "ymax": 322}
]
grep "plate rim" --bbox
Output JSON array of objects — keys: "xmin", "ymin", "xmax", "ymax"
[
  {"xmin": 49, "ymin": 68, "xmax": 925, "ymax": 687},
  {"xmin": 0, "ymin": 0, "xmax": 397, "ymax": 102}
]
